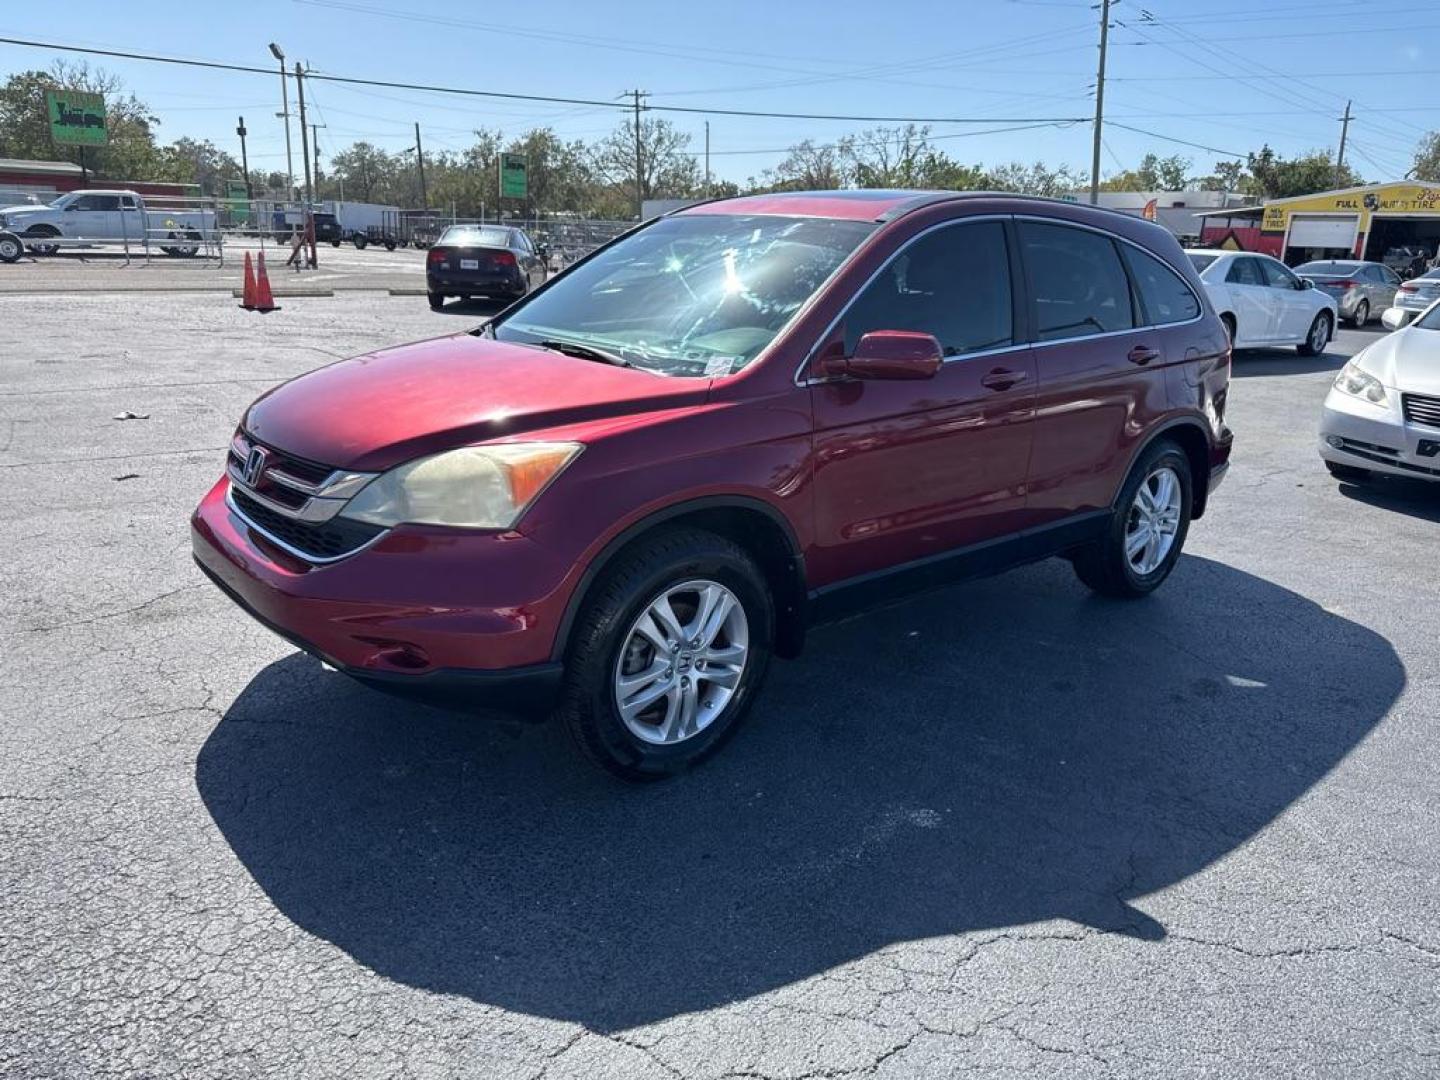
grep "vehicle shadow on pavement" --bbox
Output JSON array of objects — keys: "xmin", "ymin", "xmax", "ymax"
[
  {"xmin": 430, "ymin": 298, "xmax": 511, "ymax": 318},
  {"xmin": 196, "ymin": 554, "xmax": 1402, "ymax": 1029},
  {"xmin": 1337, "ymin": 476, "xmax": 1440, "ymax": 522},
  {"xmin": 1230, "ymin": 348, "xmax": 1345, "ymax": 377}
]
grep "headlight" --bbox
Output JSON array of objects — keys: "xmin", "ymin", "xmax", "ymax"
[
  {"xmin": 1334, "ymin": 361, "xmax": 1387, "ymax": 406},
  {"xmin": 340, "ymin": 442, "xmax": 581, "ymax": 529}
]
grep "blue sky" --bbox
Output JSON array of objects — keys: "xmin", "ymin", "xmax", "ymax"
[{"xmin": 2, "ymin": 0, "xmax": 1435, "ymax": 185}]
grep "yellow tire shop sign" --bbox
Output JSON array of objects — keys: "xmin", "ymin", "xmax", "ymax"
[{"xmin": 1262, "ymin": 183, "xmax": 1440, "ymax": 233}]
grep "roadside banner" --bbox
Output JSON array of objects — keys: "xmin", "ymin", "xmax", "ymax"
[
  {"xmin": 46, "ymin": 90, "xmax": 108, "ymax": 147},
  {"xmin": 500, "ymin": 153, "xmax": 528, "ymax": 200}
]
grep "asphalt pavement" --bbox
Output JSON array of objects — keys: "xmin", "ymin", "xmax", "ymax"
[{"xmin": 2, "ymin": 295, "xmax": 1437, "ymax": 1078}]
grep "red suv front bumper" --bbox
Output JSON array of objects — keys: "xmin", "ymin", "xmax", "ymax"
[{"xmin": 190, "ymin": 478, "xmax": 568, "ymax": 712}]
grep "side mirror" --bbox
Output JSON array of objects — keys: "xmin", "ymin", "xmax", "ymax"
[
  {"xmin": 1299, "ymin": 278, "xmax": 1313, "ymax": 290},
  {"xmin": 821, "ymin": 330, "xmax": 943, "ymax": 381},
  {"xmin": 1381, "ymin": 308, "xmax": 1407, "ymax": 331}
]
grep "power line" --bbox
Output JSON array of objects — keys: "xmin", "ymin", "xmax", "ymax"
[
  {"xmin": 0, "ymin": 37, "xmax": 1090, "ymax": 125},
  {"xmin": 1106, "ymin": 122, "xmax": 1247, "ymax": 160}
]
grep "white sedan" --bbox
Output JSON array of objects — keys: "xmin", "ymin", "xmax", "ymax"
[
  {"xmin": 1186, "ymin": 250, "xmax": 1338, "ymax": 355},
  {"xmin": 1319, "ymin": 304, "xmax": 1440, "ymax": 484}
]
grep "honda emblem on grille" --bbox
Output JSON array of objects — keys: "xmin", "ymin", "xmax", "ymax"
[{"xmin": 242, "ymin": 446, "xmax": 269, "ymax": 487}]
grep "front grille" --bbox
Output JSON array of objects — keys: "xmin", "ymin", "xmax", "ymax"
[
  {"xmin": 1402, "ymin": 392, "xmax": 1440, "ymax": 429},
  {"xmin": 230, "ymin": 487, "xmax": 385, "ymax": 562},
  {"xmin": 229, "ymin": 435, "xmax": 335, "ymax": 486}
]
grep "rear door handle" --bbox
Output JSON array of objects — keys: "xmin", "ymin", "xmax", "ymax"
[
  {"xmin": 1127, "ymin": 345, "xmax": 1160, "ymax": 366},
  {"xmin": 980, "ymin": 368, "xmax": 1027, "ymax": 391}
]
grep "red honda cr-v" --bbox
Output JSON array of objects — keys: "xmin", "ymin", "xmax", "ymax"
[{"xmin": 193, "ymin": 190, "xmax": 1232, "ymax": 779}]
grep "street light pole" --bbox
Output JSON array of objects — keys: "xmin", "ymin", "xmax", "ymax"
[
  {"xmin": 236, "ymin": 116, "xmax": 252, "ymax": 200},
  {"xmin": 269, "ymin": 43, "xmax": 295, "ymax": 201}
]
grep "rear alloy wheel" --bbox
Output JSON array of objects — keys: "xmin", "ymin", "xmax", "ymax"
[
  {"xmin": 427, "ymin": 291, "xmax": 444, "ymax": 310},
  {"xmin": 557, "ymin": 527, "xmax": 773, "ymax": 780},
  {"xmin": 1074, "ymin": 441, "xmax": 1192, "ymax": 598},
  {"xmin": 1298, "ymin": 312, "xmax": 1331, "ymax": 357},
  {"xmin": 1350, "ymin": 300, "xmax": 1369, "ymax": 328},
  {"xmin": 1326, "ymin": 461, "xmax": 1369, "ymax": 483}
]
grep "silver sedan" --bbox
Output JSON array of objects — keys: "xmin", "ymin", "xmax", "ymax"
[{"xmin": 1295, "ymin": 260, "xmax": 1401, "ymax": 327}]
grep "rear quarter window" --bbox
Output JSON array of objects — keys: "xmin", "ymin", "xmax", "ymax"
[{"xmin": 1123, "ymin": 246, "xmax": 1201, "ymax": 326}]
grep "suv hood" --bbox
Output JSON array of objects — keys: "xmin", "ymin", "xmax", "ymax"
[{"xmin": 243, "ymin": 333, "xmax": 709, "ymax": 471}]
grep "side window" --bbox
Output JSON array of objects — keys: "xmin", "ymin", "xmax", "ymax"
[
  {"xmin": 843, "ymin": 220, "xmax": 1013, "ymax": 357},
  {"xmin": 1260, "ymin": 259, "xmax": 1300, "ymax": 290},
  {"xmin": 1121, "ymin": 245, "xmax": 1200, "ymax": 326},
  {"xmin": 515, "ymin": 231, "xmax": 533, "ymax": 254},
  {"xmin": 120, "ymin": 195, "xmax": 137, "ymax": 210},
  {"xmin": 1226, "ymin": 257, "xmax": 1263, "ymax": 286},
  {"xmin": 1019, "ymin": 220, "xmax": 1133, "ymax": 341}
]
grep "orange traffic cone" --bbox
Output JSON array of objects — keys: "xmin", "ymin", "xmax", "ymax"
[
  {"xmin": 253, "ymin": 251, "xmax": 279, "ymax": 313},
  {"xmin": 239, "ymin": 251, "xmax": 256, "ymax": 310}
]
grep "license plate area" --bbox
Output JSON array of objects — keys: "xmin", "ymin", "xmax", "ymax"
[{"xmin": 460, "ymin": 259, "xmax": 479, "ymax": 270}]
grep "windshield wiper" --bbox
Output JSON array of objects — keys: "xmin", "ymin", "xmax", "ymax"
[{"xmin": 537, "ymin": 338, "xmax": 634, "ymax": 369}]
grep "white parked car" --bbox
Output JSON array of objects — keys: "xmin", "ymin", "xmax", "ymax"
[
  {"xmin": 1319, "ymin": 304, "xmax": 1440, "ymax": 484},
  {"xmin": 1386, "ymin": 267, "xmax": 1440, "ymax": 327},
  {"xmin": 1185, "ymin": 249, "xmax": 1338, "ymax": 355}
]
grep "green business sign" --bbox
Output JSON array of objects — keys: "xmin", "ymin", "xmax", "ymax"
[
  {"xmin": 46, "ymin": 89, "xmax": 108, "ymax": 147},
  {"xmin": 500, "ymin": 153, "xmax": 528, "ymax": 200}
]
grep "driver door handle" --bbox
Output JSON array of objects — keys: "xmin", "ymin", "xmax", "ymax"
[
  {"xmin": 1127, "ymin": 345, "xmax": 1160, "ymax": 366},
  {"xmin": 980, "ymin": 368, "xmax": 1027, "ymax": 391}
]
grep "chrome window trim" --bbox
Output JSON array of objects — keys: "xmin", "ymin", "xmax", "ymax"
[
  {"xmin": 795, "ymin": 211, "xmax": 1207, "ymax": 386},
  {"xmin": 794, "ymin": 214, "xmax": 1014, "ymax": 386},
  {"xmin": 225, "ymin": 483, "xmax": 389, "ymax": 566},
  {"xmin": 1013, "ymin": 214, "xmax": 1206, "ymax": 339}
]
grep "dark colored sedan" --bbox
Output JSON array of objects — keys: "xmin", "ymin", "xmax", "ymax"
[{"xmin": 426, "ymin": 225, "xmax": 547, "ymax": 309}]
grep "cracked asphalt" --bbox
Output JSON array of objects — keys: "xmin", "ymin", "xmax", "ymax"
[{"xmin": 2, "ymin": 292, "xmax": 1437, "ymax": 1078}]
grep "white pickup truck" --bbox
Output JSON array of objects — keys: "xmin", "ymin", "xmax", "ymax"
[{"xmin": 0, "ymin": 189, "xmax": 218, "ymax": 257}]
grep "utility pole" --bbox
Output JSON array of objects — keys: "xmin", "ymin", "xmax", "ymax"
[
  {"xmin": 295, "ymin": 63, "xmax": 313, "ymax": 206},
  {"xmin": 236, "ymin": 116, "xmax": 252, "ymax": 200},
  {"xmin": 1335, "ymin": 100, "xmax": 1353, "ymax": 188},
  {"xmin": 268, "ymin": 43, "xmax": 295, "ymax": 201},
  {"xmin": 294, "ymin": 62, "xmax": 316, "ymax": 268},
  {"xmin": 414, "ymin": 122, "xmax": 428, "ymax": 210},
  {"xmin": 1089, "ymin": 0, "xmax": 1111, "ymax": 206},
  {"xmin": 704, "ymin": 120, "xmax": 711, "ymax": 196},
  {"xmin": 625, "ymin": 89, "xmax": 647, "ymax": 219},
  {"xmin": 310, "ymin": 122, "xmax": 325, "ymax": 197}
]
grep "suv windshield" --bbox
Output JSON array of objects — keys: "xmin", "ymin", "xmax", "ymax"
[{"xmin": 491, "ymin": 213, "xmax": 876, "ymax": 376}]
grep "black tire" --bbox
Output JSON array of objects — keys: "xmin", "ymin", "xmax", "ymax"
[
  {"xmin": 1073, "ymin": 440, "xmax": 1193, "ymax": 598},
  {"xmin": 556, "ymin": 527, "xmax": 775, "ymax": 781},
  {"xmin": 427, "ymin": 291, "xmax": 445, "ymax": 310},
  {"xmin": 0, "ymin": 232, "xmax": 21, "ymax": 263},
  {"xmin": 1297, "ymin": 312, "xmax": 1332, "ymax": 357},
  {"xmin": 1349, "ymin": 300, "xmax": 1369, "ymax": 328},
  {"xmin": 353, "ymin": 236, "xmax": 368, "ymax": 250},
  {"xmin": 1326, "ymin": 461, "xmax": 1369, "ymax": 482},
  {"xmin": 384, "ymin": 239, "xmax": 397, "ymax": 251},
  {"xmin": 1220, "ymin": 313, "xmax": 1236, "ymax": 349}
]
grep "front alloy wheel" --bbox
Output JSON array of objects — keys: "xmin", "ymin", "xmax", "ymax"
[
  {"xmin": 557, "ymin": 527, "xmax": 773, "ymax": 780},
  {"xmin": 615, "ymin": 580, "xmax": 749, "ymax": 745},
  {"xmin": 1124, "ymin": 466, "xmax": 1183, "ymax": 576}
]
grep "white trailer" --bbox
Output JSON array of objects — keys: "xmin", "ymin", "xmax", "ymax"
[{"xmin": 324, "ymin": 201, "xmax": 401, "ymax": 248}]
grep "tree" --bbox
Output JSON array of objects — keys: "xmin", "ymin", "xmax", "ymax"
[
  {"xmin": 1246, "ymin": 145, "xmax": 1362, "ymax": 199},
  {"xmin": 1412, "ymin": 131, "xmax": 1440, "ymax": 183},
  {"xmin": 0, "ymin": 61, "xmax": 163, "ymax": 180},
  {"xmin": 591, "ymin": 115, "xmax": 700, "ymax": 215},
  {"xmin": 985, "ymin": 161, "xmax": 1084, "ymax": 197},
  {"xmin": 327, "ymin": 142, "xmax": 398, "ymax": 203},
  {"xmin": 154, "ymin": 137, "xmax": 242, "ymax": 195},
  {"xmin": 1100, "ymin": 153, "xmax": 1192, "ymax": 191},
  {"xmin": 1195, "ymin": 159, "xmax": 1247, "ymax": 193},
  {"xmin": 838, "ymin": 124, "xmax": 935, "ymax": 188},
  {"xmin": 764, "ymin": 139, "xmax": 847, "ymax": 191}
]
